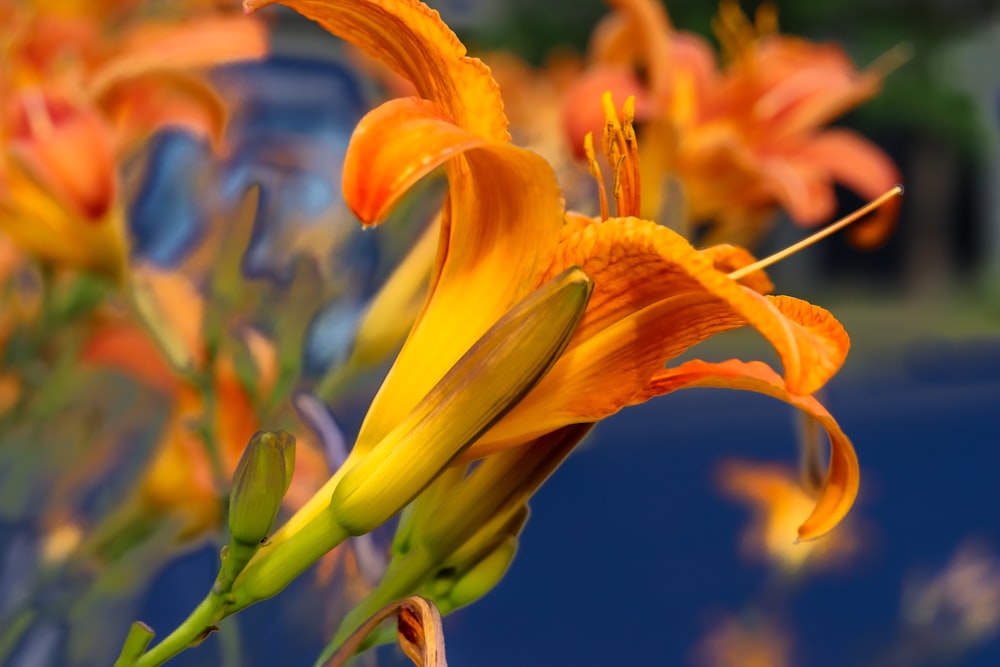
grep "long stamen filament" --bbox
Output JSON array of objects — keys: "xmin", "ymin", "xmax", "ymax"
[
  {"xmin": 598, "ymin": 92, "xmax": 641, "ymax": 218},
  {"xmin": 727, "ymin": 185, "xmax": 904, "ymax": 281}
]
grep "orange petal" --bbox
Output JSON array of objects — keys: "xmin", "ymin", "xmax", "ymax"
[
  {"xmin": 342, "ymin": 100, "xmax": 565, "ymax": 455},
  {"xmin": 95, "ymin": 71, "xmax": 228, "ymax": 149},
  {"xmin": 88, "ymin": 16, "xmax": 268, "ymax": 97},
  {"xmin": 8, "ymin": 92, "xmax": 116, "ymax": 221},
  {"xmin": 214, "ymin": 359, "xmax": 262, "ymax": 472},
  {"xmin": 796, "ymin": 128, "xmax": 901, "ymax": 248},
  {"xmin": 767, "ymin": 294, "xmax": 850, "ymax": 389},
  {"xmin": 701, "ymin": 243, "xmax": 773, "ymax": 295},
  {"xmin": 758, "ymin": 157, "xmax": 836, "ymax": 226},
  {"xmin": 588, "ymin": 0, "xmax": 673, "ymax": 101},
  {"xmin": 545, "ymin": 219, "xmax": 847, "ymax": 394},
  {"xmin": 753, "ymin": 39, "xmax": 881, "ymax": 137},
  {"xmin": 139, "ymin": 398, "xmax": 221, "ymax": 537},
  {"xmin": 477, "ymin": 218, "xmax": 847, "ymax": 450},
  {"xmin": 342, "ymin": 97, "xmax": 487, "ymax": 224},
  {"xmin": 644, "ymin": 358, "xmax": 859, "ymax": 541},
  {"xmin": 82, "ymin": 322, "xmax": 179, "ymax": 394},
  {"xmin": 245, "ymin": 0, "xmax": 509, "ymax": 142}
]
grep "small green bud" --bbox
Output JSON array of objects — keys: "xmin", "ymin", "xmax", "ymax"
[
  {"xmin": 436, "ymin": 537, "xmax": 519, "ymax": 614},
  {"xmin": 229, "ymin": 431, "xmax": 296, "ymax": 547}
]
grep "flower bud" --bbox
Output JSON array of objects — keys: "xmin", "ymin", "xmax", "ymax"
[
  {"xmin": 228, "ymin": 430, "xmax": 296, "ymax": 546},
  {"xmin": 330, "ymin": 267, "xmax": 592, "ymax": 536},
  {"xmin": 436, "ymin": 537, "xmax": 519, "ymax": 614}
]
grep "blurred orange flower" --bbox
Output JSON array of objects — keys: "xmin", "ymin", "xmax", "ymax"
[
  {"xmin": 0, "ymin": 0, "xmax": 268, "ymax": 278},
  {"xmin": 716, "ymin": 458, "xmax": 859, "ymax": 573},
  {"xmin": 692, "ymin": 613, "xmax": 791, "ymax": 667},
  {"xmin": 564, "ymin": 0, "xmax": 902, "ymax": 248}
]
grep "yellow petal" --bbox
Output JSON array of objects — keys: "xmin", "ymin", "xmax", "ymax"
[
  {"xmin": 244, "ymin": 0, "xmax": 509, "ymax": 142},
  {"xmin": 342, "ymin": 98, "xmax": 566, "ymax": 455},
  {"xmin": 0, "ymin": 170, "xmax": 127, "ymax": 279},
  {"xmin": 348, "ymin": 214, "xmax": 439, "ymax": 368},
  {"xmin": 644, "ymin": 358, "xmax": 859, "ymax": 541}
]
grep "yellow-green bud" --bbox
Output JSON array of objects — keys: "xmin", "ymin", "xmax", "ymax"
[
  {"xmin": 229, "ymin": 431, "xmax": 296, "ymax": 546},
  {"xmin": 330, "ymin": 267, "xmax": 593, "ymax": 536},
  {"xmin": 436, "ymin": 537, "xmax": 519, "ymax": 614}
]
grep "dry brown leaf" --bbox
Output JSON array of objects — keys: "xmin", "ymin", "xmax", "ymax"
[{"xmin": 324, "ymin": 595, "xmax": 447, "ymax": 667}]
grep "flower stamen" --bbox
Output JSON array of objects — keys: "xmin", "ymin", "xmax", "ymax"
[
  {"xmin": 727, "ymin": 185, "xmax": 904, "ymax": 281},
  {"xmin": 583, "ymin": 132, "xmax": 610, "ymax": 221},
  {"xmin": 599, "ymin": 91, "xmax": 641, "ymax": 218}
]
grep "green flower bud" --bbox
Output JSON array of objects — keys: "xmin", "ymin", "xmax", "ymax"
[
  {"xmin": 228, "ymin": 430, "xmax": 296, "ymax": 547},
  {"xmin": 436, "ymin": 537, "xmax": 519, "ymax": 614}
]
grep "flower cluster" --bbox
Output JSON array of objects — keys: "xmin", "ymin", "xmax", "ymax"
[{"xmin": 564, "ymin": 0, "xmax": 902, "ymax": 248}]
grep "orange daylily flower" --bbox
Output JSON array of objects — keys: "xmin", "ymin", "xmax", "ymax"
[
  {"xmin": 83, "ymin": 267, "xmax": 327, "ymax": 541},
  {"xmin": 0, "ymin": 1, "xmax": 268, "ymax": 277},
  {"xmin": 564, "ymin": 0, "xmax": 902, "ymax": 248},
  {"xmin": 246, "ymin": 0, "xmax": 860, "ymax": 541}
]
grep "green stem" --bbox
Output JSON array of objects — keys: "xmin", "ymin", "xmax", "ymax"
[
  {"xmin": 0, "ymin": 609, "xmax": 36, "ymax": 664},
  {"xmin": 314, "ymin": 357, "xmax": 360, "ymax": 405},
  {"xmin": 193, "ymin": 371, "xmax": 227, "ymax": 494},
  {"xmin": 126, "ymin": 504, "xmax": 353, "ymax": 664},
  {"xmin": 228, "ymin": 507, "xmax": 351, "ymax": 613},
  {"xmin": 133, "ymin": 590, "xmax": 227, "ymax": 667},
  {"xmin": 113, "ymin": 622, "xmax": 156, "ymax": 667}
]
